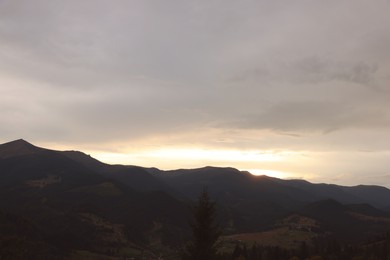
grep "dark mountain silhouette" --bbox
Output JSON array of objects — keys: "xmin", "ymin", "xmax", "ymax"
[
  {"xmin": 342, "ymin": 185, "xmax": 390, "ymax": 209},
  {"xmin": 149, "ymin": 167, "xmax": 316, "ymax": 231},
  {"xmin": 0, "ymin": 140, "xmax": 191, "ymax": 258},
  {"xmin": 151, "ymin": 167, "xmax": 312, "ymax": 205},
  {"xmin": 149, "ymin": 167, "xmax": 390, "ymax": 233},
  {"xmin": 281, "ymin": 179, "xmax": 390, "ymax": 209},
  {"xmin": 62, "ymin": 150, "xmax": 178, "ymax": 195},
  {"xmin": 298, "ymin": 199, "xmax": 390, "ymax": 243},
  {"xmin": 61, "ymin": 150, "xmax": 109, "ymax": 172},
  {"xmin": 150, "ymin": 167, "xmax": 390, "ymax": 211},
  {"xmin": 278, "ymin": 179, "xmax": 362, "ymax": 204},
  {"xmin": 1, "ymin": 139, "xmax": 390, "ymax": 258},
  {"xmin": 0, "ymin": 139, "xmax": 47, "ymax": 158}
]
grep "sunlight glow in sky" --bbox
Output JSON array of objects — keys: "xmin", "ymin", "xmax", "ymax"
[
  {"xmin": 243, "ymin": 169, "xmax": 290, "ymax": 179},
  {"xmin": 92, "ymin": 148, "xmax": 305, "ymax": 180}
]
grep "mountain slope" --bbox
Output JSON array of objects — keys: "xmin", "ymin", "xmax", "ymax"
[
  {"xmin": 298, "ymin": 199, "xmax": 390, "ymax": 243},
  {"xmin": 149, "ymin": 165, "xmax": 390, "ymax": 234},
  {"xmin": 342, "ymin": 185, "xmax": 390, "ymax": 209},
  {"xmin": 0, "ymin": 139, "xmax": 47, "ymax": 158},
  {"xmin": 0, "ymin": 140, "xmax": 191, "ymax": 258},
  {"xmin": 62, "ymin": 150, "xmax": 177, "ymax": 195},
  {"xmin": 153, "ymin": 167, "xmax": 390, "ymax": 210},
  {"xmin": 282, "ymin": 179, "xmax": 390, "ymax": 209}
]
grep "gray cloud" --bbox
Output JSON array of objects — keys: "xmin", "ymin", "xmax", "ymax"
[
  {"xmin": 291, "ymin": 58, "xmax": 378, "ymax": 86},
  {"xmin": 224, "ymin": 100, "xmax": 390, "ymax": 134},
  {"xmin": 1, "ymin": 0, "xmax": 390, "ymax": 138}
]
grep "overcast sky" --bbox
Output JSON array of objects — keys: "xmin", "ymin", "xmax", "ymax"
[{"xmin": 1, "ymin": 0, "xmax": 390, "ymax": 187}]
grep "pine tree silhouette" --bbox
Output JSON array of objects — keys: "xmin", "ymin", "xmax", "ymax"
[{"xmin": 182, "ymin": 188, "xmax": 221, "ymax": 260}]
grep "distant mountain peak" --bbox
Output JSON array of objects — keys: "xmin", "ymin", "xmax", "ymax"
[
  {"xmin": 0, "ymin": 139, "xmax": 45, "ymax": 159},
  {"xmin": 7, "ymin": 138, "xmax": 31, "ymax": 145}
]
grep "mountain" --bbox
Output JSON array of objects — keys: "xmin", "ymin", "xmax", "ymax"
[
  {"xmin": 62, "ymin": 150, "xmax": 179, "ymax": 196},
  {"xmin": 0, "ymin": 139, "xmax": 46, "ymax": 158},
  {"xmin": 298, "ymin": 199, "xmax": 390, "ymax": 243},
  {"xmin": 149, "ymin": 166, "xmax": 390, "ymax": 233},
  {"xmin": 149, "ymin": 167, "xmax": 316, "ymax": 231},
  {"xmin": 151, "ymin": 167, "xmax": 390, "ymax": 210},
  {"xmin": 1, "ymin": 139, "xmax": 390, "ymax": 258},
  {"xmin": 342, "ymin": 185, "xmax": 390, "ymax": 209},
  {"xmin": 0, "ymin": 139, "xmax": 191, "ymax": 259},
  {"xmin": 282, "ymin": 179, "xmax": 390, "ymax": 209}
]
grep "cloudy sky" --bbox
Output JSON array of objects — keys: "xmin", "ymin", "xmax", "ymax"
[{"xmin": 1, "ymin": 0, "xmax": 390, "ymax": 187}]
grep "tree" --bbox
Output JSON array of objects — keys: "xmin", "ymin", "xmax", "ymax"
[{"xmin": 182, "ymin": 188, "xmax": 221, "ymax": 260}]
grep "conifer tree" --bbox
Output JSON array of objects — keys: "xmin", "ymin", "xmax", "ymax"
[{"xmin": 182, "ymin": 188, "xmax": 221, "ymax": 260}]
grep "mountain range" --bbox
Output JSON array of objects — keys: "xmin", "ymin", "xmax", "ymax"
[{"xmin": 1, "ymin": 139, "xmax": 390, "ymax": 259}]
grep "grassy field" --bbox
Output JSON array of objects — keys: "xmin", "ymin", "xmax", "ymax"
[
  {"xmin": 224, "ymin": 227, "xmax": 316, "ymax": 249},
  {"xmin": 223, "ymin": 214, "xmax": 318, "ymax": 249}
]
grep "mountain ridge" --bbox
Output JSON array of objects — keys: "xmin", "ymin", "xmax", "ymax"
[
  {"xmin": 1, "ymin": 139, "xmax": 390, "ymax": 258},
  {"xmin": 1, "ymin": 139, "xmax": 389, "ymax": 208},
  {"xmin": 0, "ymin": 139, "xmax": 47, "ymax": 158}
]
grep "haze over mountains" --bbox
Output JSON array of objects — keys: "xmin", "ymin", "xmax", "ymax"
[{"xmin": 1, "ymin": 139, "xmax": 390, "ymax": 258}]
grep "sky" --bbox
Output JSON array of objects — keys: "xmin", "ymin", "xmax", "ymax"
[{"xmin": 1, "ymin": 0, "xmax": 390, "ymax": 187}]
